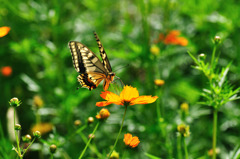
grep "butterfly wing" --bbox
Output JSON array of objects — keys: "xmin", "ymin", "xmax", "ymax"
[
  {"xmin": 93, "ymin": 32, "xmax": 113, "ymax": 72},
  {"xmin": 68, "ymin": 41, "xmax": 108, "ymax": 90}
]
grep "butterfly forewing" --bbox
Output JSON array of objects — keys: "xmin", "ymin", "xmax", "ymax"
[
  {"xmin": 69, "ymin": 41, "xmax": 107, "ymax": 74},
  {"xmin": 94, "ymin": 32, "xmax": 112, "ymax": 72}
]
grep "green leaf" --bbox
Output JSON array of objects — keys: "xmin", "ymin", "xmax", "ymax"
[
  {"xmin": 229, "ymin": 144, "xmax": 240, "ymax": 159},
  {"xmin": 145, "ymin": 153, "xmax": 162, "ymax": 159}
]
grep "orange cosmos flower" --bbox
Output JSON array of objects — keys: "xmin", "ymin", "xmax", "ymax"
[
  {"xmin": 1, "ymin": 66, "xmax": 12, "ymax": 76},
  {"xmin": 96, "ymin": 85, "xmax": 158, "ymax": 107},
  {"xmin": 157, "ymin": 30, "xmax": 188, "ymax": 46},
  {"xmin": 123, "ymin": 133, "xmax": 140, "ymax": 148},
  {"xmin": 0, "ymin": 26, "xmax": 11, "ymax": 38}
]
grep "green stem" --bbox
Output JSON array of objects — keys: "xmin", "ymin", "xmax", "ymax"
[
  {"xmin": 211, "ymin": 45, "xmax": 217, "ymax": 69},
  {"xmin": 50, "ymin": 154, "xmax": 54, "ymax": 159},
  {"xmin": 79, "ymin": 132, "xmax": 102, "ymax": 158},
  {"xmin": 183, "ymin": 137, "xmax": 188, "ymax": 159},
  {"xmin": 177, "ymin": 133, "xmax": 182, "ymax": 159},
  {"xmin": 156, "ymin": 88, "xmax": 162, "ymax": 121},
  {"xmin": 212, "ymin": 108, "xmax": 218, "ymax": 159},
  {"xmin": 108, "ymin": 106, "xmax": 128, "ymax": 159},
  {"xmin": 68, "ymin": 125, "xmax": 87, "ymax": 140},
  {"xmin": 78, "ymin": 122, "xmax": 100, "ymax": 159},
  {"xmin": 14, "ymin": 108, "xmax": 22, "ymax": 158},
  {"xmin": 36, "ymin": 110, "xmax": 41, "ymax": 124},
  {"xmin": 22, "ymin": 138, "xmax": 36, "ymax": 156}
]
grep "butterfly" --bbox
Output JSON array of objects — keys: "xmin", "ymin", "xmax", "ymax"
[{"xmin": 68, "ymin": 32, "xmax": 115, "ymax": 91}]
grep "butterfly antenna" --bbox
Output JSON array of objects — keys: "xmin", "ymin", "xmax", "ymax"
[{"xmin": 114, "ymin": 64, "xmax": 129, "ymax": 72}]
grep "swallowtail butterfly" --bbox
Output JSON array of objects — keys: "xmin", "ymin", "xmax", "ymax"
[{"xmin": 68, "ymin": 32, "xmax": 115, "ymax": 91}]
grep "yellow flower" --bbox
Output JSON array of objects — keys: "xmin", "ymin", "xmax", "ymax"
[
  {"xmin": 150, "ymin": 45, "xmax": 160, "ymax": 56},
  {"xmin": 31, "ymin": 123, "xmax": 53, "ymax": 135},
  {"xmin": 96, "ymin": 85, "xmax": 158, "ymax": 107},
  {"xmin": 123, "ymin": 133, "xmax": 140, "ymax": 148},
  {"xmin": 180, "ymin": 102, "xmax": 189, "ymax": 113},
  {"xmin": 33, "ymin": 95, "xmax": 44, "ymax": 108},
  {"xmin": 154, "ymin": 79, "xmax": 165, "ymax": 86},
  {"xmin": 0, "ymin": 26, "xmax": 10, "ymax": 38},
  {"xmin": 177, "ymin": 124, "xmax": 190, "ymax": 137},
  {"xmin": 96, "ymin": 108, "xmax": 110, "ymax": 119}
]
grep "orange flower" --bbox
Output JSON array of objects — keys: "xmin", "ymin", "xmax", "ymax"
[
  {"xmin": 96, "ymin": 85, "xmax": 158, "ymax": 107},
  {"xmin": 1, "ymin": 66, "xmax": 12, "ymax": 76},
  {"xmin": 157, "ymin": 30, "xmax": 188, "ymax": 46},
  {"xmin": 0, "ymin": 26, "xmax": 11, "ymax": 38},
  {"xmin": 96, "ymin": 108, "xmax": 110, "ymax": 119},
  {"xmin": 123, "ymin": 133, "xmax": 140, "ymax": 148}
]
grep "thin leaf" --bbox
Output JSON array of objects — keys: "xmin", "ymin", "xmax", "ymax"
[{"xmin": 145, "ymin": 153, "xmax": 162, "ymax": 159}]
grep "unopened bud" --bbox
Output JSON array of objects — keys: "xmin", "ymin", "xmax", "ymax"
[
  {"xmin": 9, "ymin": 97, "xmax": 21, "ymax": 107},
  {"xmin": 74, "ymin": 120, "xmax": 82, "ymax": 126},
  {"xmin": 50, "ymin": 144, "xmax": 57, "ymax": 154},
  {"xmin": 198, "ymin": 53, "xmax": 206, "ymax": 61},
  {"xmin": 214, "ymin": 36, "xmax": 221, "ymax": 45},
  {"xmin": 88, "ymin": 133, "xmax": 95, "ymax": 139},
  {"xmin": 14, "ymin": 124, "xmax": 21, "ymax": 130},
  {"xmin": 33, "ymin": 131, "xmax": 41, "ymax": 139},
  {"xmin": 88, "ymin": 117, "xmax": 94, "ymax": 124},
  {"xmin": 22, "ymin": 134, "xmax": 32, "ymax": 142}
]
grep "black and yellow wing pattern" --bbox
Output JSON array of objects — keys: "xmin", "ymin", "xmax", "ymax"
[{"xmin": 68, "ymin": 32, "xmax": 115, "ymax": 91}]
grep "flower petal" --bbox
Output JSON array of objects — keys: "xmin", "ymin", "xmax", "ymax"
[
  {"xmin": 130, "ymin": 96, "xmax": 158, "ymax": 105},
  {"xmin": 120, "ymin": 85, "xmax": 139, "ymax": 102},
  {"xmin": 123, "ymin": 133, "xmax": 132, "ymax": 146},
  {"xmin": 96, "ymin": 101, "xmax": 114, "ymax": 107},
  {"xmin": 0, "ymin": 26, "xmax": 10, "ymax": 38},
  {"xmin": 129, "ymin": 136, "xmax": 140, "ymax": 148},
  {"xmin": 100, "ymin": 91, "xmax": 121, "ymax": 102}
]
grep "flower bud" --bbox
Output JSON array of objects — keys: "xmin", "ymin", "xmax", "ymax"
[
  {"xmin": 180, "ymin": 103, "xmax": 189, "ymax": 113},
  {"xmin": 208, "ymin": 148, "xmax": 220, "ymax": 156},
  {"xmin": 22, "ymin": 134, "xmax": 32, "ymax": 142},
  {"xmin": 74, "ymin": 120, "xmax": 82, "ymax": 126},
  {"xmin": 214, "ymin": 36, "xmax": 221, "ymax": 45},
  {"xmin": 9, "ymin": 97, "xmax": 21, "ymax": 107},
  {"xmin": 198, "ymin": 53, "xmax": 206, "ymax": 61},
  {"xmin": 96, "ymin": 108, "xmax": 110, "ymax": 119},
  {"xmin": 14, "ymin": 124, "xmax": 21, "ymax": 130},
  {"xmin": 109, "ymin": 150, "xmax": 119, "ymax": 159},
  {"xmin": 150, "ymin": 45, "xmax": 160, "ymax": 56},
  {"xmin": 87, "ymin": 117, "xmax": 94, "ymax": 124},
  {"xmin": 88, "ymin": 133, "xmax": 95, "ymax": 139},
  {"xmin": 33, "ymin": 131, "xmax": 41, "ymax": 139},
  {"xmin": 154, "ymin": 79, "xmax": 165, "ymax": 86},
  {"xmin": 50, "ymin": 144, "xmax": 57, "ymax": 154}
]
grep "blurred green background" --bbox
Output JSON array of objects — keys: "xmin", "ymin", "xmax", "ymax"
[{"xmin": 1, "ymin": 0, "xmax": 240, "ymax": 158}]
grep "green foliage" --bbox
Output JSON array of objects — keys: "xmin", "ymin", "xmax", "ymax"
[
  {"xmin": 1, "ymin": 0, "xmax": 240, "ymax": 158},
  {"xmin": 188, "ymin": 48, "xmax": 240, "ymax": 108}
]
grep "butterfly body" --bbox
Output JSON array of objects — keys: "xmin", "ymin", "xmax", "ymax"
[{"xmin": 68, "ymin": 32, "xmax": 115, "ymax": 91}]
